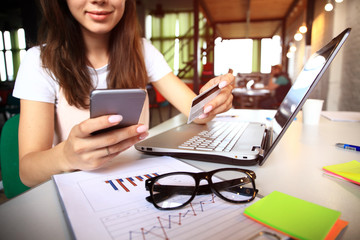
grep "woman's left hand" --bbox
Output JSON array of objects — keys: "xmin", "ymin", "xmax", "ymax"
[{"xmin": 194, "ymin": 71, "xmax": 235, "ymax": 123}]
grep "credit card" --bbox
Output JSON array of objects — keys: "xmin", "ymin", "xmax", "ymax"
[{"xmin": 187, "ymin": 83, "xmax": 221, "ymax": 124}]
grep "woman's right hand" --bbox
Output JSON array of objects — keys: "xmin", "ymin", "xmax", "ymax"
[{"xmin": 61, "ymin": 115, "xmax": 148, "ymax": 172}]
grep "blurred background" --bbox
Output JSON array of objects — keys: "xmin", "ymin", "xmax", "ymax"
[
  {"xmin": 0, "ymin": 0, "xmax": 359, "ymax": 204},
  {"xmin": 0, "ymin": 0, "xmax": 359, "ymax": 123}
]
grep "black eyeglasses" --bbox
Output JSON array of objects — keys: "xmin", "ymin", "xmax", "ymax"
[{"xmin": 145, "ymin": 168, "xmax": 258, "ymax": 210}]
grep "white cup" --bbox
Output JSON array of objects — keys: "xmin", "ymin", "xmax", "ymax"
[{"xmin": 302, "ymin": 99, "xmax": 324, "ymax": 125}]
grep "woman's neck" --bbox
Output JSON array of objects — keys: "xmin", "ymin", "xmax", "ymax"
[{"xmin": 82, "ymin": 29, "xmax": 111, "ymax": 69}]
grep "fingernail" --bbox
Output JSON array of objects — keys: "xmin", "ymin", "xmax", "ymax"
[
  {"xmin": 138, "ymin": 132, "xmax": 149, "ymax": 140},
  {"xmin": 136, "ymin": 125, "xmax": 148, "ymax": 133},
  {"xmin": 219, "ymin": 81, "xmax": 227, "ymax": 88},
  {"xmin": 108, "ymin": 115, "xmax": 123, "ymax": 123},
  {"xmin": 198, "ymin": 113, "xmax": 208, "ymax": 119},
  {"xmin": 204, "ymin": 105, "xmax": 213, "ymax": 114}
]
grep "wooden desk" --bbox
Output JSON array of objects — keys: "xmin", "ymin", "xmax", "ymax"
[
  {"xmin": 0, "ymin": 109, "xmax": 359, "ymax": 239},
  {"xmin": 232, "ymin": 88, "xmax": 271, "ymax": 109}
]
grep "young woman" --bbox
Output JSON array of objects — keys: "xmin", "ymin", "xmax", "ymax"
[{"xmin": 13, "ymin": 0, "xmax": 234, "ymax": 187}]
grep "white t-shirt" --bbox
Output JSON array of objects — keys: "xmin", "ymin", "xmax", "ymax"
[{"xmin": 13, "ymin": 39, "xmax": 172, "ymax": 144}]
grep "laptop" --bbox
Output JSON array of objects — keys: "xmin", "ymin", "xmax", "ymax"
[{"xmin": 135, "ymin": 28, "xmax": 351, "ymax": 166}]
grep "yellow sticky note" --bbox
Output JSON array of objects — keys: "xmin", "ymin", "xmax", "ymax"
[{"xmin": 323, "ymin": 160, "xmax": 360, "ymax": 184}]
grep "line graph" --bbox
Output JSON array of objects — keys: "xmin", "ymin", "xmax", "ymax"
[
  {"xmin": 127, "ymin": 195, "xmax": 217, "ymax": 240},
  {"xmin": 100, "ymin": 192, "xmax": 273, "ymax": 240}
]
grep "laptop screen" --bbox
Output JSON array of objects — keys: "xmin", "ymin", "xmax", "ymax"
[{"xmin": 260, "ymin": 28, "xmax": 351, "ymax": 165}]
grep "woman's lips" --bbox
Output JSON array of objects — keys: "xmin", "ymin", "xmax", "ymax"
[{"xmin": 87, "ymin": 11, "xmax": 112, "ymax": 21}]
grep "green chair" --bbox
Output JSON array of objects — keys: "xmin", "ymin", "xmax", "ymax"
[{"xmin": 0, "ymin": 114, "xmax": 30, "ymax": 198}]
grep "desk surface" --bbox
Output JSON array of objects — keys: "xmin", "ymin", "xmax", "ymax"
[{"xmin": 0, "ymin": 109, "xmax": 359, "ymax": 239}]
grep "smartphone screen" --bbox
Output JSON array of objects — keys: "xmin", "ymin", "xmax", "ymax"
[{"xmin": 90, "ymin": 89, "xmax": 146, "ymax": 134}]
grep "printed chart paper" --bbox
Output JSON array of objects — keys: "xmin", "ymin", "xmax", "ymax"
[{"xmin": 53, "ymin": 156, "xmax": 285, "ymax": 240}]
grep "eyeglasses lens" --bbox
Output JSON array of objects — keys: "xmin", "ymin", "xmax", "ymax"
[
  {"xmin": 211, "ymin": 170, "xmax": 255, "ymax": 202},
  {"xmin": 152, "ymin": 174, "xmax": 196, "ymax": 209}
]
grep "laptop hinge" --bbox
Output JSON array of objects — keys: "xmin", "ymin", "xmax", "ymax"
[{"xmin": 258, "ymin": 126, "xmax": 273, "ymax": 166}]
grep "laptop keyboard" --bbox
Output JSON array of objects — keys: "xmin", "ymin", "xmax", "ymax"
[{"xmin": 178, "ymin": 121, "xmax": 249, "ymax": 152}]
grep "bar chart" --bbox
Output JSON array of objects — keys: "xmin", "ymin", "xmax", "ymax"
[{"xmin": 105, "ymin": 173, "xmax": 159, "ymax": 192}]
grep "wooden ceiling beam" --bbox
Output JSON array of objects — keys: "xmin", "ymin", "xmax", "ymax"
[
  {"xmin": 199, "ymin": 0, "xmax": 214, "ymax": 25},
  {"xmin": 284, "ymin": 0, "xmax": 302, "ymax": 19},
  {"xmin": 271, "ymin": 21, "xmax": 284, "ymax": 36},
  {"xmin": 214, "ymin": 18, "xmax": 283, "ymax": 25},
  {"xmin": 272, "ymin": 0, "xmax": 302, "ymax": 40},
  {"xmin": 199, "ymin": 0, "xmax": 297, "ymax": 39}
]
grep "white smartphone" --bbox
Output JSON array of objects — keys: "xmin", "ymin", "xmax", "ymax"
[{"xmin": 90, "ymin": 89, "xmax": 146, "ymax": 134}]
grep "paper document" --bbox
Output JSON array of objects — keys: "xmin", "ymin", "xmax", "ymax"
[
  {"xmin": 53, "ymin": 156, "xmax": 286, "ymax": 240},
  {"xmin": 321, "ymin": 111, "xmax": 360, "ymax": 122}
]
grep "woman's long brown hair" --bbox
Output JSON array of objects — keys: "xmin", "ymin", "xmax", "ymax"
[{"xmin": 38, "ymin": 0, "xmax": 148, "ymax": 109}]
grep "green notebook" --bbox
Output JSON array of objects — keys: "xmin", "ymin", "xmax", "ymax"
[{"xmin": 244, "ymin": 191, "xmax": 341, "ymax": 240}]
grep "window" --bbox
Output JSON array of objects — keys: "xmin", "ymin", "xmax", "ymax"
[
  {"xmin": 260, "ymin": 36, "xmax": 282, "ymax": 73},
  {"xmin": 173, "ymin": 19, "xmax": 180, "ymax": 76},
  {"xmin": 146, "ymin": 13, "xmax": 282, "ymax": 78},
  {"xmin": 214, "ymin": 38, "xmax": 253, "ymax": 75},
  {"xmin": 0, "ymin": 28, "xmax": 26, "ymax": 81},
  {"xmin": 18, "ymin": 28, "xmax": 27, "ymax": 62},
  {"xmin": 214, "ymin": 36, "xmax": 282, "ymax": 76},
  {"xmin": 147, "ymin": 12, "xmax": 209, "ymax": 79},
  {"xmin": 0, "ymin": 33, "xmax": 6, "ymax": 81}
]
